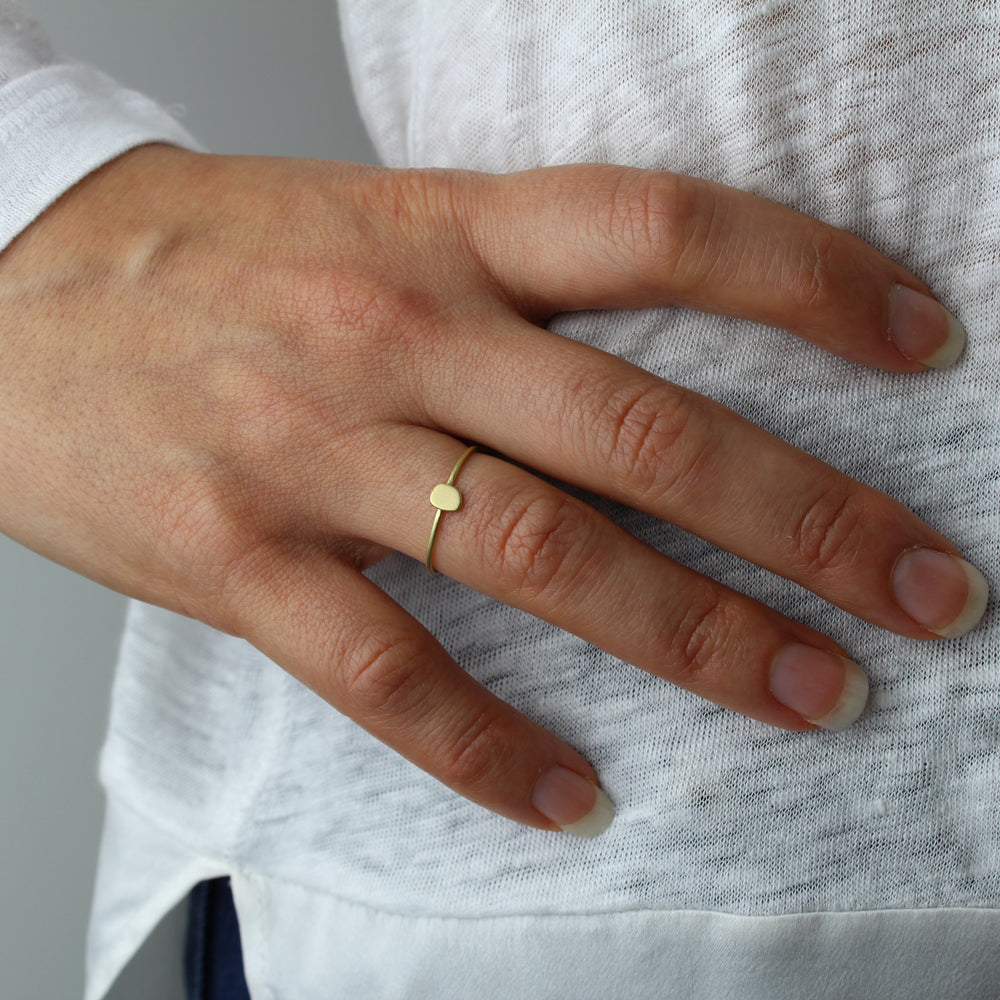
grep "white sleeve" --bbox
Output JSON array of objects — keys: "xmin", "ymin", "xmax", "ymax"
[{"xmin": 0, "ymin": 1, "xmax": 202, "ymax": 251}]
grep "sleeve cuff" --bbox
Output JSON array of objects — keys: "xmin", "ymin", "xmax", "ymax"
[{"xmin": 0, "ymin": 61, "xmax": 205, "ymax": 250}]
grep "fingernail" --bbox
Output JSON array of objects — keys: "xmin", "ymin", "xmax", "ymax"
[
  {"xmin": 892, "ymin": 548, "xmax": 989, "ymax": 638},
  {"xmin": 769, "ymin": 643, "xmax": 869, "ymax": 730},
  {"xmin": 532, "ymin": 766, "xmax": 615, "ymax": 837},
  {"xmin": 888, "ymin": 284, "xmax": 966, "ymax": 368}
]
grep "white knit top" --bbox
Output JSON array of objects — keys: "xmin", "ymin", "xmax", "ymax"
[{"xmin": 2, "ymin": 3, "xmax": 998, "ymax": 997}]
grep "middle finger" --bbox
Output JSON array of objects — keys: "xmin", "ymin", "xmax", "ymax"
[{"xmin": 418, "ymin": 317, "xmax": 988, "ymax": 641}]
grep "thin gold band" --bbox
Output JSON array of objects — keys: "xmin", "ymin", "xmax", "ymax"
[{"xmin": 425, "ymin": 444, "xmax": 477, "ymax": 574}]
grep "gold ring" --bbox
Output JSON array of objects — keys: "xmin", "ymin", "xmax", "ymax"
[{"xmin": 426, "ymin": 444, "xmax": 477, "ymax": 574}]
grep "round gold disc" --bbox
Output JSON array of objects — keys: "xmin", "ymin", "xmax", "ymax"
[{"xmin": 430, "ymin": 483, "xmax": 463, "ymax": 511}]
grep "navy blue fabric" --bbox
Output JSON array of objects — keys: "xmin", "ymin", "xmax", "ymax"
[{"xmin": 184, "ymin": 878, "xmax": 252, "ymax": 1000}]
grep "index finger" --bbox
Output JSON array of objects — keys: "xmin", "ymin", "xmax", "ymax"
[{"xmin": 459, "ymin": 164, "xmax": 965, "ymax": 371}]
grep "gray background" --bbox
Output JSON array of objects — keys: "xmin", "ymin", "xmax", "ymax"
[{"xmin": 0, "ymin": 2, "xmax": 375, "ymax": 996}]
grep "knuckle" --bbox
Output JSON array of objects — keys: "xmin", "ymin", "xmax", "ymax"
[
  {"xmin": 435, "ymin": 707, "xmax": 510, "ymax": 791},
  {"xmin": 257, "ymin": 269, "xmax": 447, "ymax": 423},
  {"xmin": 152, "ymin": 469, "xmax": 241, "ymax": 567},
  {"xmin": 272, "ymin": 172, "xmax": 462, "ymax": 351},
  {"xmin": 342, "ymin": 632, "xmax": 435, "ymax": 723},
  {"xmin": 661, "ymin": 592, "xmax": 734, "ymax": 685},
  {"xmin": 149, "ymin": 476, "xmax": 246, "ymax": 616},
  {"xmin": 590, "ymin": 378, "xmax": 714, "ymax": 504},
  {"xmin": 790, "ymin": 228, "xmax": 840, "ymax": 312},
  {"xmin": 372, "ymin": 167, "xmax": 450, "ymax": 228},
  {"xmin": 791, "ymin": 484, "xmax": 872, "ymax": 577},
  {"xmin": 369, "ymin": 168, "xmax": 481, "ymax": 271},
  {"xmin": 141, "ymin": 469, "xmax": 281, "ymax": 635},
  {"xmin": 484, "ymin": 488, "xmax": 590, "ymax": 600},
  {"xmin": 300, "ymin": 267, "xmax": 443, "ymax": 348},
  {"xmin": 197, "ymin": 356, "xmax": 339, "ymax": 489},
  {"xmin": 606, "ymin": 170, "xmax": 705, "ymax": 281}
]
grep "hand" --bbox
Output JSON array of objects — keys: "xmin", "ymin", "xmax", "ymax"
[{"xmin": 0, "ymin": 146, "xmax": 986, "ymax": 835}]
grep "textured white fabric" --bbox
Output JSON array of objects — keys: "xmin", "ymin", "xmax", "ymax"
[
  {"xmin": 2, "ymin": 1, "xmax": 997, "ymax": 997},
  {"xmin": 0, "ymin": 2, "xmax": 201, "ymax": 250}
]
